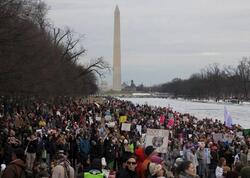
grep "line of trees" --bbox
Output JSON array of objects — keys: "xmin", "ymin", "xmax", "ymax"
[
  {"xmin": 0, "ymin": 0, "xmax": 109, "ymax": 96},
  {"xmin": 152, "ymin": 58, "xmax": 250, "ymax": 101}
]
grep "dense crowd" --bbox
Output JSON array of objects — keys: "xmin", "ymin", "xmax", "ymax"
[{"xmin": 0, "ymin": 96, "xmax": 249, "ymax": 178}]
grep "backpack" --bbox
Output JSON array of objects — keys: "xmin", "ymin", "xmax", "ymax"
[{"xmin": 84, "ymin": 170, "xmax": 104, "ymax": 178}]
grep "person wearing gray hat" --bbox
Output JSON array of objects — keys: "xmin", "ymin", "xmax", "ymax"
[
  {"xmin": 35, "ymin": 163, "xmax": 50, "ymax": 178},
  {"xmin": 52, "ymin": 150, "xmax": 75, "ymax": 178}
]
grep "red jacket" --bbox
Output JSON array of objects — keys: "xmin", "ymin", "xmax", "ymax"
[{"xmin": 135, "ymin": 147, "xmax": 146, "ymax": 178}]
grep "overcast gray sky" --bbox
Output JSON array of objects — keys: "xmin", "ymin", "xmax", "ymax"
[{"xmin": 44, "ymin": 0, "xmax": 250, "ymax": 86}]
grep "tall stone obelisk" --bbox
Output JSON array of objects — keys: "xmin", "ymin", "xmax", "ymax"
[{"xmin": 113, "ymin": 5, "xmax": 121, "ymax": 91}]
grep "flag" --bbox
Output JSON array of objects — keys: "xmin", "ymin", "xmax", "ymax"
[
  {"xmin": 224, "ymin": 106, "xmax": 232, "ymax": 128},
  {"xmin": 167, "ymin": 118, "xmax": 174, "ymax": 127},
  {"xmin": 159, "ymin": 115, "xmax": 165, "ymax": 124}
]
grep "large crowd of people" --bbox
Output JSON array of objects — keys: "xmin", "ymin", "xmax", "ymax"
[{"xmin": 0, "ymin": 96, "xmax": 249, "ymax": 178}]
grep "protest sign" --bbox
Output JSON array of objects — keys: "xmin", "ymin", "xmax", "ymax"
[
  {"xmin": 136, "ymin": 125, "xmax": 142, "ymax": 135},
  {"xmin": 119, "ymin": 116, "xmax": 127, "ymax": 123},
  {"xmin": 89, "ymin": 117, "xmax": 93, "ymax": 125},
  {"xmin": 107, "ymin": 122, "xmax": 116, "ymax": 128},
  {"xmin": 121, "ymin": 123, "xmax": 131, "ymax": 131},
  {"xmin": 96, "ymin": 117, "xmax": 101, "ymax": 121},
  {"xmin": 145, "ymin": 129, "xmax": 169, "ymax": 153},
  {"xmin": 212, "ymin": 133, "xmax": 224, "ymax": 143}
]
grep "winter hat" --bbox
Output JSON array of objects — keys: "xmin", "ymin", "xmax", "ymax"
[
  {"xmin": 1, "ymin": 164, "xmax": 6, "ymax": 171},
  {"xmin": 144, "ymin": 145, "xmax": 155, "ymax": 156},
  {"xmin": 149, "ymin": 163, "xmax": 162, "ymax": 176},
  {"xmin": 101, "ymin": 157, "xmax": 107, "ymax": 167},
  {"xmin": 151, "ymin": 155, "xmax": 163, "ymax": 164},
  {"xmin": 174, "ymin": 157, "xmax": 183, "ymax": 167}
]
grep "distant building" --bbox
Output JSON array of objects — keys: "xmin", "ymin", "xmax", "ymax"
[
  {"xmin": 122, "ymin": 82, "xmax": 129, "ymax": 89},
  {"xmin": 122, "ymin": 80, "xmax": 137, "ymax": 92}
]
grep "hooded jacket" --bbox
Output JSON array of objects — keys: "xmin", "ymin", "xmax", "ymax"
[
  {"xmin": 135, "ymin": 147, "xmax": 146, "ymax": 178},
  {"xmin": 2, "ymin": 159, "xmax": 26, "ymax": 178}
]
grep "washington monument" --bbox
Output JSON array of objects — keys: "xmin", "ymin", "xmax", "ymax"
[{"xmin": 113, "ymin": 5, "xmax": 121, "ymax": 91}]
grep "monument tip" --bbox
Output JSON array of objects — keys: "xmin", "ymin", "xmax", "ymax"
[{"xmin": 115, "ymin": 5, "xmax": 119, "ymax": 12}]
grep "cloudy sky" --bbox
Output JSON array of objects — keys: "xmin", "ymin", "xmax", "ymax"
[{"xmin": 44, "ymin": 0, "xmax": 250, "ymax": 86}]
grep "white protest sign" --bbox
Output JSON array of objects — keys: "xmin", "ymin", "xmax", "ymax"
[
  {"xmin": 121, "ymin": 123, "xmax": 131, "ymax": 131},
  {"xmin": 212, "ymin": 133, "xmax": 224, "ymax": 143},
  {"xmin": 145, "ymin": 129, "xmax": 169, "ymax": 153},
  {"xmin": 89, "ymin": 117, "xmax": 93, "ymax": 125},
  {"xmin": 136, "ymin": 125, "xmax": 142, "ymax": 135},
  {"xmin": 107, "ymin": 122, "xmax": 116, "ymax": 128},
  {"xmin": 96, "ymin": 117, "xmax": 101, "ymax": 121}
]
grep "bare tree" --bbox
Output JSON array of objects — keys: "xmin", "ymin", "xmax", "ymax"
[
  {"xmin": 50, "ymin": 27, "xmax": 86, "ymax": 62},
  {"xmin": 0, "ymin": 0, "xmax": 109, "ymax": 96},
  {"xmin": 236, "ymin": 57, "xmax": 250, "ymax": 99},
  {"xmin": 77, "ymin": 57, "xmax": 111, "ymax": 78}
]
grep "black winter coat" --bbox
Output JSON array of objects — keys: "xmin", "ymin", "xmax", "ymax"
[{"xmin": 117, "ymin": 168, "xmax": 138, "ymax": 178}]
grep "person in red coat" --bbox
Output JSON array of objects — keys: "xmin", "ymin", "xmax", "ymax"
[{"xmin": 135, "ymin": 146, "xmax": 146, "ymax": 178}]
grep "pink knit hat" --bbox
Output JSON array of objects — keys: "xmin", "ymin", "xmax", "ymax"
[{"xmin": 151, "ymin": 155, "xmax": 163, "ymax": 164}]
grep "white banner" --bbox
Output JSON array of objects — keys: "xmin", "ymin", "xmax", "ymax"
[
  {"xmin": 121, "ymin": 123, "xmax": 131, "ymax": 131},
  {"xmin": 107, "ymin": 122, "xmax": 116, "ymax": 128},
  {"xmin": 96, "ymin": 117, "xmax": 101, "ymax": 121},
  {"xmin": 136, "ymin": 125, "xmax": 142, "ymax": 135},
  {"xmin": 145, "ymin": 129, "xmax": 169, "ymax": 153},
  {"xmin": 212, "ymin": 133, "xmax": 224, "ymax": 143}
]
